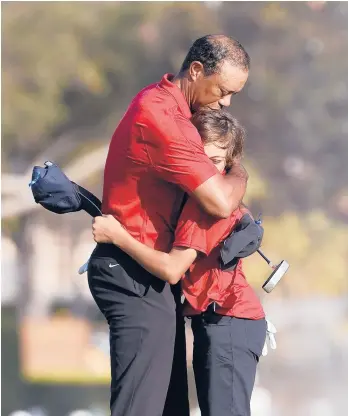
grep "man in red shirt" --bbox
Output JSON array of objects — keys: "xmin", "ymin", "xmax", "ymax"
[
  {"xmin": 92, "ymin": 109, "xmax": 266, "ymax": 416},
  {"xmin": 88, "ymin": 35, "xmax": 250, "ymax": 416}
]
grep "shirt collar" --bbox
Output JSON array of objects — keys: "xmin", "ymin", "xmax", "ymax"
[{"xmin": 158, "ymin": 73, "xmax": 192, "ymax": 119}]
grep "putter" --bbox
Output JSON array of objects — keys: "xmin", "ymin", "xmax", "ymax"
[{"xmin": 257, "ymin": 249, "xmax": 289, "ymax": 293}]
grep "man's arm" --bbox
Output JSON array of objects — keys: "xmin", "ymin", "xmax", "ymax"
[
  {"xmin": 92, "ymin": 215, "xmax": 198, "ymax": 284},
  {"xmin": 141, "ymin": 113, "xmax": 248, "ymax": 220},
  {"xmin": 192, "ymin": 161, "xmax": 248, "ymax": 219}
]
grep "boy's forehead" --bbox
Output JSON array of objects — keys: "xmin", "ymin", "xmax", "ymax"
[{"xmin": 204, "ymin": 142, "xmax": 228, "ymax": 156}]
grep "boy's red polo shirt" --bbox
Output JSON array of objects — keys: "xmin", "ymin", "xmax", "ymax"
[
  {"xmin": 102, "ymin": 74, "xmax": 217, "ymax": 252},
  {"xmin": 173, "ymin": 200, "xmax": 265, "ymax": 320}
]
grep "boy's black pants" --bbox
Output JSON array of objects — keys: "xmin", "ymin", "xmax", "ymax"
[{"xmin": 191, "ymin": 311, "xmax": 266, "ymax": 416}]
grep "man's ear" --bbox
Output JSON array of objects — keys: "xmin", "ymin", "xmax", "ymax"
[{"xmin": 189, "ymin": 61, "xmax": 205, "ymax": 81}]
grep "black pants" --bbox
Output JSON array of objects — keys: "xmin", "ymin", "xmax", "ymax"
[
  {"xmin": 88, "ymin": 244, "xmax": 176, "ymax": 416},
  {"xmin": 191, "ymin": 312, "xmax": 267, "ymax": 416},
  {"xmin": 163, "ymin": 284, "xmax": 190, "ymax": 416}
]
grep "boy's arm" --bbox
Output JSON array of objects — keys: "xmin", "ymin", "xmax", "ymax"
[
  {"xmin": 92, "ymin": 215, "xmax": 200, "ymax": 284},
  {"xmin": 116, "ymin": 233, "xmax": 198, "ymax": 284}
]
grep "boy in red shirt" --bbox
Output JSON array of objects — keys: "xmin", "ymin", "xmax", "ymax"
[{"xmin": 93, "ymin": 109, "xmax": 266, "ymax": 416}]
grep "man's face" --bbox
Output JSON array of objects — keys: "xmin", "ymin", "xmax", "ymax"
[{"xmin": 190, "ymin": 60, "xmax": 249, "ymax": 112}]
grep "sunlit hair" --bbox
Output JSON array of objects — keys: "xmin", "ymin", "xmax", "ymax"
[
  {"xmin": 180, "ymin": 34, "xmax": 250, "ymax": 76},
  {"xmin": 191, "ymin": 108, "xmax": 245, "ymax": 170}
]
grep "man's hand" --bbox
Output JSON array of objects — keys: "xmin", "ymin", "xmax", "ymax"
[
  {"xmin": 193, "ymin": 162, "xmax": 248, "ymax": 219},
  {"xmin": 227, "ymin": 159, "xmax": 249, "ymax": 181},
  {"xmin": 92, "ymin": 214, "xmax": 126, "ymax": 245},
  {"xmin": 262, "ymin": 318, "xmax": 277, "ymax": 356}
]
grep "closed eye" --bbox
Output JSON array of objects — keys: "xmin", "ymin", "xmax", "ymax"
[
  {"xmin": 210, "ymin": 157, "xmax": 224, "ymax": 165},
  {"xmin": 221, "ymin": 88, "xmax": 237, "ymax": 96}
]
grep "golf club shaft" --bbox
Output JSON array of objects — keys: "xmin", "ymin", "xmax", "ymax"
[{"xmin": 257, "ymin": 249, "xmax": 272, "ymax": 266}]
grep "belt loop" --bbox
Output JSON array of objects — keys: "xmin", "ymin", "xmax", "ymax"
[{"xmin": 204, "ymin": 302, "xmax": 216, "ymax": 315}]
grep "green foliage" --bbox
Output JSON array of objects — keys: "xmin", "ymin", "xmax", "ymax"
[
  {"xmin": 2, "ymin": 2, "xmax": 348, "ymax": 295},
  {"xmin": 243, "ymin": 172, "xmax": 348, "ymax": 296},
  {"xmin": 2, "ymin": 2, "xmax": 219, "ymax": 161},
  {"xmin": 244, "ymin": 207, "xmax": 348, "ymax": 296}
]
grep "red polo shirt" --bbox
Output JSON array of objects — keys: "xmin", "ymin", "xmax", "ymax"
[
  {"xmin": 173, "ymin": 200, "xmax": 265, "ymax": 320},
  {"xmin": 102, "ymin": 74, "xmax": 218, "ymax": 251}
]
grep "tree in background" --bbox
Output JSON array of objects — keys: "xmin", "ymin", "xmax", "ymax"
[{"xmin": 2, "ymin": 1, "xmax": 348, "ymax": 296}]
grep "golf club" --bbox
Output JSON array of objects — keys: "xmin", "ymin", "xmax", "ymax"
[{"xmin": 257, "ymin": 249, "xmax": 289, "ymax": 293}]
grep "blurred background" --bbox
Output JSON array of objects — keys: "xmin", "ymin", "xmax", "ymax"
[{"xmin": 2, "ymin": 1, "xmax": 348, "ymax": 415}]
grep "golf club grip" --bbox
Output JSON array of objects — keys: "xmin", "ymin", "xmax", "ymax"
[
  {"xmin": 79, "ymin": 192, "xmax": 102, "ymax": 217},
  {"xmin": 75, "ymin": 184, "xmax": 102, "ymax": 217}
]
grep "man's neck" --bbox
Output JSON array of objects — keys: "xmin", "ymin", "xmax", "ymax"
[{"xmin": 172, "ymin": 73, "xmax": 192, "ymax": 111}]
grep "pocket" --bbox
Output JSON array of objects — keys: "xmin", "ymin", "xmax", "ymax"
[
  {"xmin": 88, "ymin": 256, "xmax": 149, "ymax": 298},
  {"xmin": 244, "ymin": 318, "xmax": 267, "ymax": 360}
]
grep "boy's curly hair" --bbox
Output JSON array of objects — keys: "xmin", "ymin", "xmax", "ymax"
[{"xmin": 191, "ymin": 108, "xmax": 245, "ymax": 169}]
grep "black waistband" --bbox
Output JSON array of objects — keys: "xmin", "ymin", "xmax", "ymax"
[
  {"xmin": 188, "ymin": 303, "xmax": 222, "ymax": 323},
  {"xmin": 91, "ymin": 243, "xmax": 166, "ymax": 294}
]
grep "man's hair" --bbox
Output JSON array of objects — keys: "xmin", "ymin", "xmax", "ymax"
[
  {"xmin": 180, "ymin": 34, "xmax": 250, "ymax": 76},
  {"xmin": 191, "ymin": 108, "xmax": 245, "ymax": 169}
]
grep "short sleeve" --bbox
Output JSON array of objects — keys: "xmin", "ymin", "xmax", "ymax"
[
  {"xmin": 138, "ymin": 111, "xmax": 218, "ymax": 193},
  {"xmin": 173, "ymin": 198, "xmax": 211, "ymax": 255},
  {"xmin": 174, "ymin": 199, "xmax": 244, "ymax": 256}
]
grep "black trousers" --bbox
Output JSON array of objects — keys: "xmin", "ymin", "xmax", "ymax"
[
  {"xmin": 191, "ymin": 312, "xmax": 267, "ymax": 416},
  {"xmin": 88, "ymin": 244, "xmax": 176, "ymax": 416},
  {"xmin": 163, "ymin": 284, "xmax": 190, "ymax": 416}
]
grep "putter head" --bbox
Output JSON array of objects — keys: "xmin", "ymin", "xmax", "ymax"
[{"xmin": 262, "ymin": 260, "xmax": 289, "ymax": 293}]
